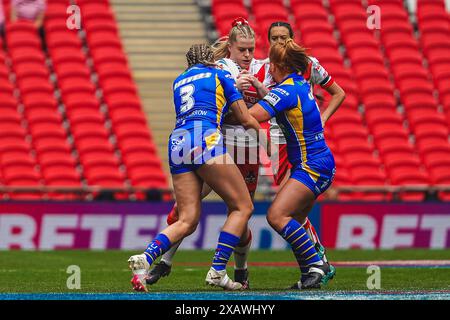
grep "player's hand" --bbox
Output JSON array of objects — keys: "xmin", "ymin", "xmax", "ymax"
[
  {"xmin": 238, "ymin": 69, "xmax": 250, "ymax": 77},
  {"xmin": 236, "ymin": 75, "xmax": 252, "ymax": 91}
]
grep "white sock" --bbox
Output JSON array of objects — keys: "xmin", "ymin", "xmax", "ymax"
[
  {"xmin": 234, "ymin": 236, "xmax": 252, "ymax": 270},
  {"xmin": 160, "ymin": 240, "xmax": 182, "ymax": 266}
]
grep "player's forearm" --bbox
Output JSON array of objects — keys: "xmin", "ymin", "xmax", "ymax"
[
  {"xmin": 254, "ymin": 83, "xmax": 269, "ymax": 99},
  {"xmin": 321, "ymin": 84, "xmax": 345, "ymax": 125}
]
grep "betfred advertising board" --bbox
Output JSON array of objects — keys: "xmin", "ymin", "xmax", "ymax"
[{"xmin": 321, "ymin": 203, "xmax": 450, "ymax": 249}]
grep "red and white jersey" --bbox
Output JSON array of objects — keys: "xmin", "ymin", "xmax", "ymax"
[
  {"xmin": 218, "ymin": 58, "xmax": 270, "ymax": 147},
  {"xmin": 269, "ymin": 56, "xmax": 334, "ymax": 144}
]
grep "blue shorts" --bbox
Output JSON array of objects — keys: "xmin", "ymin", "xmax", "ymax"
[
  {"xmin": 168, "ymin": 126, "xmax": 227, "ymax": 175},
  {"xmin": 290, "ymin": 153, "xmax": 336, "ymax": 197}
]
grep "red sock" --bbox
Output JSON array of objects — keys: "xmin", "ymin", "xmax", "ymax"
[
  {"xmin": 237, "ymin": 229, "xmax": 252, "ymax": 247},
  {"xmin": 303, "ymin": 218, "xmax": 321, "ymax": 246},
  {"xmin": 166, "ymin": 204, "xmax": 179, "ymax": 225}
]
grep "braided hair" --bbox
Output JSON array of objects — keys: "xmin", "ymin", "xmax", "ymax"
[{"xmin": 186, "ymin": 44, "xmax": 216, "ymax": 68}]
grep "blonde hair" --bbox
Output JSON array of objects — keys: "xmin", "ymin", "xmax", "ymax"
[
  {"xmin": 186, "ymin": 44, "xmax": 216, "ymax": 68},
  {"xmin": 212, "ymin": 19, "xmax": 255, "ymax": 60},
  {"xmin": 269, "ymin": 39, "xmax": 309, "ymax": 74}
]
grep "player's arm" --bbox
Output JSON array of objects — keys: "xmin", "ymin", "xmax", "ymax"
[
  {"xmin": 229, "ymin": 99, "xmax": 270, "ymax": 156},
  {"xmin": 321, "ymin": 82, "xmax": 345, "ymax": 126},
  {"xmin": 248, "ymin": 75, "xmax": 270, "ymax": 99},
  {"xmin": 309, "ymin": 57, "xmax": 345, "ymax": 126},
  {"xmin": 249, "ymin": 87, "xmax": 294, "ymax": 122}
]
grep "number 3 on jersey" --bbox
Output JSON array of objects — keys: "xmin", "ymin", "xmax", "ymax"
[{"xmin": 180, "ymin": 84, "xmax": 195, "ymax": 113}]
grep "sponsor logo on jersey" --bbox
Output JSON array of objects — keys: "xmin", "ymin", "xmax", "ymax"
[
  {"xmin": 174, "ymin": 72, "xmax": 212, "ymax": 90},
  {"xmin": 171, "ymin": 136, "xmax": 185, "ymax": 151},
  {"xmin": 264, "ymin": 92, "xmax": 282, "ymax": 107},
  {"xmin": 273, "ymin": 88, "xmax": 289, "ymax": 96}
]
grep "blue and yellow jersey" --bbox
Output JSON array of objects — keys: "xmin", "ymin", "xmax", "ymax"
[
  {"xmin": 172, "ymin": 64, "xmax": 242, "ymax": 130},
  {"xmin": 259, "ymin": 73, "xmax": 331, "ymax": 169}
]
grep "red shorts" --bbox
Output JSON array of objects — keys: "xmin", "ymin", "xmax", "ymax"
[
  {"xmin": 273, "ymin": 143, "xmax": 291, "ymax": 186},
  {"xmin": 229, "ymin": 144, "xmax": 259, "ymax": 195}
]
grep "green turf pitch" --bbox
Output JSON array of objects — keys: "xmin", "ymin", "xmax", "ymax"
[{"xmin": 0, "ymin": 249, "xmax": 449, "ymax": 293}]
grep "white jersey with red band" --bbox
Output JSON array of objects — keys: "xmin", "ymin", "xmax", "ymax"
[
  {"xmin": 269, "ymin": 56, "xmax": 334, "ymax": 144},
  {"xmin": 217, "ymin": 58, "xmax": 270, "ymax": 147}
]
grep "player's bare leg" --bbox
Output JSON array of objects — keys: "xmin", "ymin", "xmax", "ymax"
[
  {"xmin": 146, "ymin": 183, "xmax": 213, "ymax": 285},
  {"xmin": 197, "ymin": 154, "xmax": 253, "ymax": 290},
  {"xmin": 277, "ymin": 161, "xmax": 333, "ymax": 274},
  {"xmin": 267, "ymin": 179, "xmax": 330, "ymax": 289},
  {"xmin": 128, "ymin": 172, "xmax": 203, "ymax": 292}
]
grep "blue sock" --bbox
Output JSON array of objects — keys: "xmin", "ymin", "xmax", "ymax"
[
  {"xmin": 212, "ymin": 231, "xmax": 240, "ymax": 271},
  {"xmin": 279, "ymin": 219, "xmax": 322, "ymax": 268},
  {"xmin": 144, "ymin": 233, "xmax": 171, "ymax": 265}
]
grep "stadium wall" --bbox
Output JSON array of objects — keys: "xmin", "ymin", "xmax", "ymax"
[{"xmin": 0, "ymin": 202, "xmax": 448, "ymax": 250}]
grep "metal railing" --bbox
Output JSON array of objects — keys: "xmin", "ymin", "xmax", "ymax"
[{"xmin": 0, "ymin": 185, "xmax": 449, "ymax": 201}]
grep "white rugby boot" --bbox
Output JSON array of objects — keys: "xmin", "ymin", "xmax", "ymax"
[
  {"xmin": 205, "ymin": 267, "xmax": 243, "ymax": 291},
  {"xmin": 128, "ymin": 254, "xmax": 150, "ymax": 292}
]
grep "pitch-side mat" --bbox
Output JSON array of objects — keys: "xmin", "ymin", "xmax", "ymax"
[{"xmin": 0, "ymin": 291, "xmax": 449, "ymax": 300}]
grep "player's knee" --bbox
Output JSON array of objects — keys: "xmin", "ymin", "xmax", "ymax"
[
  {"xmin": 239, "ymin": 201, "xmax": 254, "ymax": 220},
  {"xmin": 177, "ymin": 216, "xmax": 199, "ymax": 236},
  {"xmin": 266, "ymin": 206, "xmax": 284, "ymax": 231},
  {"xmin": 228, "ymin": 200, "xmax": 253, "ymax": 220}
]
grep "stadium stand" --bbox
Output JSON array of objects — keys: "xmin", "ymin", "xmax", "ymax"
[
  {"xmin": 0, "ymin": 0, "xmax": 167, "ymax": 200},
  {"xmin": 1, "ymin": 0, "xmax": 449, "ymax": 202},
  {"xmin": 210, "ymin": 0, "xmax": 450, "ymax": 201}
]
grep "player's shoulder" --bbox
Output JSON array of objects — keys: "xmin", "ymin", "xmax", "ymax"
[
  {"xmin": 215, "ymin": 58, "xmax": 241, "ymax": 78},
  {"xmin": 250, "ymin": 57, "xmax": 269, "ymax": 68},
  {"xmin": 308, "ymin": 56, "xmax": 320, "ymax": 66}
]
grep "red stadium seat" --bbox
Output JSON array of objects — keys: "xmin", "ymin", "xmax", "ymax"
[
  {"xmin": 29, "ymin": 123, "xmax": 67, "ymax": 141},
  {"xmin": 90, "ymin": 47, "xmax": 128, "ymax": 66},
  {"xmin": 0, "ymin": 109, "xmax": 21, "ymax": 124},
  {"xmin": 5, "ymin": 20, "xmax": 37, "ymax": 34},
  {"xmin": 86, "ymin": 32, "xmax": 122, "ymax": 49},
  {"xmin": 54, "ymin": 62, "xmax": 91, "ymax": 80},
  {"xmin": 71, "ymin": 123, "xmax": 110, "ymax": 141},
  {"xmin": 109, "ymin": 109, "xmax": 147, "ymax": 126},
  {"xmin": 119, "ymin": 138, "xmax": 157, "ymax": 157},
  {"xmin": 50, "ymin": 48, "xmax": 87, "ymax": 65},
  {"xmin": 402, "ymin": 92, "xmax": 438, "ymax": 112},
  {"xmin": 10, "ymin": 48, "xmax": 46, "ymax": 65},
  {"xmin": 359, "ymin": 78, "xmax": 394, "ymax": 96},
  {"xmin": 46, "ymin": 31, "xmax": 83, "ymax": 49},
  {"xmin": 80, "ymin": 3, "xmax": 115, "ymax": 22},
  {"xmin": 22, "ymin": 93, "xmax": 58, "ymax": 112},
  {"xmin": 14, "ymin": 62, "xmax": 49, "ymax": 80},
  {"xmin": 0, "ymin": 93, "xmax": 18, "ymax": 110},
  {"xmin": 0, "ymin": 78, "xmax": 14, "ymax": 94},
  {"xmin": 26, "ymin": 110, "xmax": 63, "ymax": 126},
  {"xmin": 104, "ymin": 93, "xmax": 142, "ymax": 111},
  {"xmin": 383, "ymin": 154, "xmax": 422, "ymax": 172},
  {"xmin": 253, "ymin": 3, "xmax": 289, "ymax": 21},
  {"xmin": 388, "ymin": 48, "xmax": 423, "ymax": 65},
  {"xmin": 128, "ymin": 167, "xmax": 167, "ymax": 188},
  {"xmin": 114, "ymin": 123, "xmax": 152, "ymax": 141},
  {"xmin": 17, "ymin": 77, "xmax": 54, "ymax": 96},
  {"xmin": 45, "ymin": 3, "xmax": 69, "ymax": 20},
  {"xmin": 6, "ymin": 32, "xmax": 41, "ymax": 50},
  {"xmin": 391, "ymin": 62, "xmax": 428, "ymax": 83},
  {"xmin": 371, "ymin": 123, "xmax": 409, "ymax": 143}
]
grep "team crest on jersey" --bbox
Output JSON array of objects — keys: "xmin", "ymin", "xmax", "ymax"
[{"xmin": 245, "ymin": 171, "xmax": 257, "ymax": 184}]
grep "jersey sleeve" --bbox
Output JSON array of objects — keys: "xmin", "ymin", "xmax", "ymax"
[
  {"xmin": 218, "ymin": 69, "xmax": 243, "ymax": 105},
  {"xmin": 258, "ymin": 85, "xmax": 295, "ymax": 117},
  {"xmin": 308, "ymin": 56, "xmax": 334, "ymax": 89}
]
